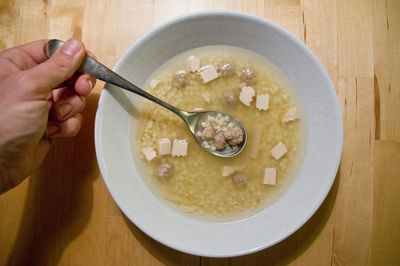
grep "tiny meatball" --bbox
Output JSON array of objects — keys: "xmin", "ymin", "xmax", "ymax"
[
  {"xmin": 219, "ymin": 62, "xmax": 235, "ymax": 77},
  {"xmin": 172, "ymin": 71, "xmax": 188, "ymax": 88},
  {"xmin": 223, "ymin": 126, "xmax": 244, "ymax": 146},
  {"xmin": 201, "ymin": 126, "xmax": 216, "ymax": 141},
  {"xmin": 240, "ymin": 68, "xmax": 256, "ymax": 85},
  {"xmin": 214, "ymin": 132, "xmax": 227, "ymax": 150},
  {"xmin": 233, "ymin": 173, "xmax": 247, "ymax": 187},
  {"xmin": 157, "ymin": 163, "xmax": 174, "ymax": 181},
  {"xmin": 223, "ymin": 91, "xmax": 237, "ymax": 106}
]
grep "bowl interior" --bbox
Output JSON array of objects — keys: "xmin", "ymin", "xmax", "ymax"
[{"xmin": 95, "ymin": 11, "xmax": 342, "ymax": 257}]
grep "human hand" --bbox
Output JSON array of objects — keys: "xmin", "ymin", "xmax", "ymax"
[{"xmin": 0, "ymin": 39, "xmax": 96, "ymax": 194}]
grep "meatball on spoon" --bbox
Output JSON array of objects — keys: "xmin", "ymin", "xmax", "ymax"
[{"xmin": 46, "ymin": 39, "xmax": 247, "ymax": 157}]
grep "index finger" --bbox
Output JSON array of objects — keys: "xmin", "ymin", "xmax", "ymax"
[{"xmin": 15, "ymin": 39, "xmax": 49, "ymax": 64}]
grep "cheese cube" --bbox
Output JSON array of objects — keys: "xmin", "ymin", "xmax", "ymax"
[
  {"xmin": 171, "ymin": 139, "xmax": 188, "ymax": 157},
  {"xmin": 282, "ymin": 106, "xmax": 298, "ymax": 123},
  {"xmin": 222, "ymin": 166, "xmax": 238, "ymax": 177},
  {"xmin": 256, "ymin": 94, "xmax": 269, "ymax": 110},
  {"xmin": 158, "ymin": 138, "xmax": 171, "ymax": 155},
  {"xmin": 199, "ymin": 65, "xmax": 219, "ymax": 83},
  {"xmin": 142, "ymin": 147, "xmax": 156, "ymax": 161},
  {"xmin": 149, "ymin": 79, "xmax": 160, "ymax": 89},
  {"xmin": 239, "ymin": 86, "xmax": 255, "ymax": 106},
  {"xmin": 202, "ymin": 92, "xmax": 211, "ymax": 103},
  {"xmin": 186, "ymin": 56, "xmax": 200, "ymax": 73},
  {"xmin": 263, "ymin": 168, "xmax": 276, "ymax": 185},
  {"xmin": 271, "ymin": 141, "xmax": 287, "ymax": 160}
]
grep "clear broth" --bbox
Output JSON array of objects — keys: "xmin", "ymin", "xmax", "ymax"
[{"xmin": 131, "ymin": 45, "xmax": 306, "ymax": 221}]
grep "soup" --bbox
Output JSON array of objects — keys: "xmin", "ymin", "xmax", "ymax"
[{"xmin": 132, "ymin": 46, "xmax": 306, "ymax": 220}]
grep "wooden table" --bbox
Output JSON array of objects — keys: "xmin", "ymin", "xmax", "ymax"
[{"xmin": 1, "ymin": 0, "xmax": 399, "ymax": 265}]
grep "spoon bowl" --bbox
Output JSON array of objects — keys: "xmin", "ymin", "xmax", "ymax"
[
  {"xmin": 46, "ymin": 39, "xmax": 247, "ymax": 157},
  {"xmin": 185, "ymin": 110, "xmax": 247, "ymax": 157}
]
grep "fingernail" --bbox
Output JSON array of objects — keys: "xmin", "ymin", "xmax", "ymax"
[
  {"xmin": 46, "ymin": 125, "xmax": 59, "ymax": 136},
  {"xmin": 61, "ymin": 39, "xmax": 82, "ymax": 56},
  {"xmin": 88, "ymin": 79, "xmax": 93, "ymax": 90},
  {"xmin": 56, "ymin": 104, "xmax": 72, "ymax": 119}
]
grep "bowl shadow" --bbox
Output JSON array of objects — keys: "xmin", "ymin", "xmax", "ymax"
[
  {"xmin": 121, "ymin": 170, "xmax": 340, "ymax": 264},
  {"xmin": 6, "ymin": 94, "xmax": 100, "ymax": 266},
  {"xmin": 121, "ymin": 214, "xmax": 200, "ymax": 265}
]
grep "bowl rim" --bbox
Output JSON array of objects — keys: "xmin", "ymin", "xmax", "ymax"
[{"xmin": 95, "ymin": 10, "xmax": 343, "ymax": 257}]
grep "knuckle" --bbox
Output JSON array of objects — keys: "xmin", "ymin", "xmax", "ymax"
[
  {"xmin": 78, "ymin": 96, "xmax": 86, "ymax": 112},
  {"xmin": 51, "ymin": 114, "xmax": 83, "ymax": 139},
  {"xmin": 69, "ymin": 115, "xmax": 83, "ymax": 137}
]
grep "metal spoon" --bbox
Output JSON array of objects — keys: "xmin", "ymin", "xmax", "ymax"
[{"xmin": 45, "ymin": 39, "xmax": 247, "ymax": 157}]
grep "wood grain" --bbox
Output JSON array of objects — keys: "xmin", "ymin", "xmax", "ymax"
[
  {"xmin": 335, "ymin": 77, "xmax": 375, "ymax": 265},
  {"xmin": 373, "ymin": 0, "xmax": 400, "ymax": 140},
  {"xmin": 0, "ymin": 0, "xmax": 399, "ymax": 265},
  {"xmin": 373, "ymin": 141, "xmax": 400, "ymax": 265}
]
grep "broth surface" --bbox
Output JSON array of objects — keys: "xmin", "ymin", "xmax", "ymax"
[{"xmin": 132, "ymin": 45, "xmax": 306, "ymax": 220}]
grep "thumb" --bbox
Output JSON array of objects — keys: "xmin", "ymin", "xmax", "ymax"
[{"xmin": 22, "ymin": 39, "xmax": 86, "ymax": 96}]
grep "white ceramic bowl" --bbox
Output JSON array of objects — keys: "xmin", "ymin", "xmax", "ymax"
[{"xmin": 95, "ymin": 11, "xmax": 343, "ymax": 257}]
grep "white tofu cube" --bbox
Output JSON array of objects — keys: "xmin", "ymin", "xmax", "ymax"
[
  {"xmin": 186, "ymin": 56, "xmax": 200, "ymax": 73},
  {"xmin": 239, "ymin": 86, "xmax": 255, "ymax": 106},
  {"xmin": 282, "ymin": 106, "xmax": 298, "ymax": 123},
  {"xmin": 149, "ymin": 79, "xmax": 160, "ymax": 89},
  {"xmin": 202, "ymin": 92, "xmax": 211, "ymax": 103},
  {"xmin": 158, "ymin": 138, "xmax": 171, "ymax": 155},
  {"xmin": 142, "ymin": 147, "xmax": 156, "ymax": 161},
  {"xmin": 199, "ymin": 65, "xmax": 219, "ymax": 83},
  {"xmin": 271, "ymin": 141, "xmax": 288, "ymax": 160},
  {"xmin": 256, "ymin": 94, "xmax": 269, "ymax": 110},
  {"xmin": 171, "ymin": 139, "xmax": 188, "ymax": 157},
  {"xmin": 222, "ymin": 166, "xmax": 238, "ymax": 177},
  {"xmin": 263, "ymin": 168, "xmax": 276, "ymax": 185}
]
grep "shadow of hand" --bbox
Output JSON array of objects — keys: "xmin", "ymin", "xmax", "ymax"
[{"xmin": 7, "ymin": 94, "xmax": 100, "ymax": 266}]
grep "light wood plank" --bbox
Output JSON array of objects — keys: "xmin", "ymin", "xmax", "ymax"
[
  {"xmin": 301, "ymin": 0, "xmax": 338, "ymax": 85},
  {"xmin": 373, "ymin": 0, "xmax": 400, "ymax": 141},
  {"xmin": 337, "ymin": 0, "xmax": 374, "ymax": 78},
  {"xmin": 334, "ymin": 77, "xmax": 375, "ymax": 265},
  {"xmin": 0, "ymin": 0, "xmax": 17, "ymax": 50},
  {"xmin": 372, "ymin": 140, "xmax": 400, "ymax": 265},
  {"xmin": 263, "ymin": 2, "xmax": 303, "ymax": 41},
  {"xmin": 153, "ymin": 0, "xmax": 208, "ymax": 27},
  {"xmin": 335, "ymin": 1, "xmax": 376, "ymax": 263}
]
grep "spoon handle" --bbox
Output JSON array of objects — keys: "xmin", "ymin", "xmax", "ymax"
[{"xmin": 46, "ymin": 39, "xmax": 189, "ymax": 118}]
